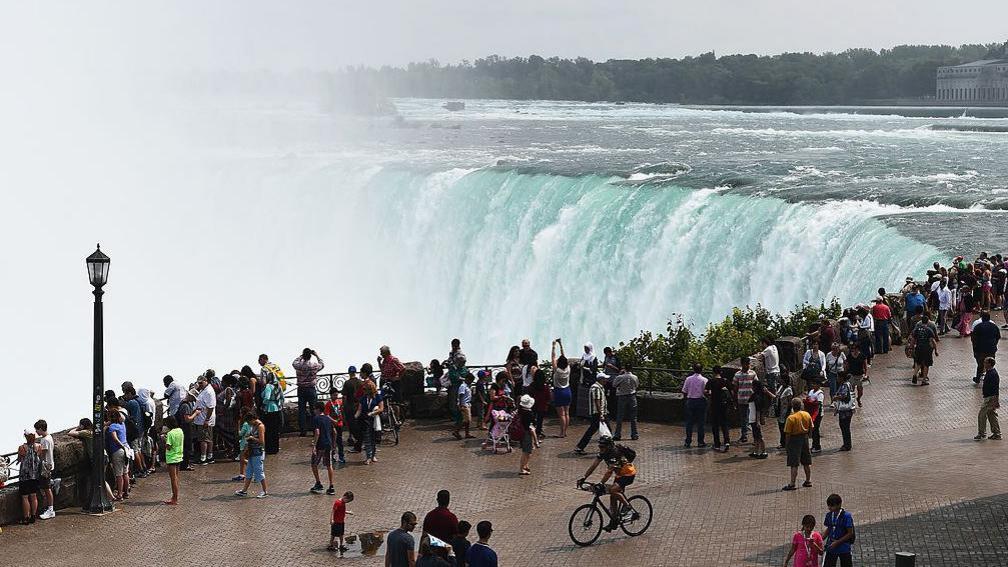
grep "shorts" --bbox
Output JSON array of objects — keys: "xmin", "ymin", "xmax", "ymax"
[
  {"xmin": 914, "ymin": 348, "xmax": 934, "ymax": 367},
  {"xmin": 110, "ymin": 448, "xmax": 128, "ymax": 476},
  {"xmin": 615, "ymin": 475, "xmax": 635, "ymax": 488},
  {"xmin": 786, "ymin": 435, "xmax": 812, "ymax": 467},
  {"xmin": 246, "ymin": 453, "xmax": 266, "ymax": 482},
  {"xmin": 520, "ymin": 435, "xmax": 534, "ymax": 454},
  {"xmin": 849, "ymin": 374, "xmax": 864, "ymax": 388},
  {"xmin": 331, "ymin": 523, "xmax": 345, "ymax": 537},
  {"xmin": 312, "ymin": 448, "xmax": 332, "ymax": 468},
  {"xmin": 460, "ymin": 405, "xmax": 472, "ymax": 424},
  {"xmin": 199, "ymin": 424, "xmax": 214, "ymax": 443},
  {"xmin": 129, "ymin": 438, "xmax": 142, "ymax": 453},
  {"xmin": 18, "ymin": 478, "xmax": 40, "ymax": 496}
]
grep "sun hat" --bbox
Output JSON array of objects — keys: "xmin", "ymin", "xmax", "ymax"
[{"xmin": 519, "ymin": 394, "xmax": 534, "ymax": 410}]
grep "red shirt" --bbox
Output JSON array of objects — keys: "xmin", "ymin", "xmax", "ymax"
[
  {"xmin": 380, "ymin": 355, "xmax": 406, "ymax": 382},
  {"xmin": 324, "ymin": 399, "xmax": 343, "ymax": 428},
  {"xmin": 422, "ymin": 506, "xmax": 459, "ymax": 543},
  {"xmin": 332, "ymin": 498, "xmax": 347, "ymax": 523},
  {"xmin": 872, "ymin": 303, "xmax": 892, "ymax": 321}
]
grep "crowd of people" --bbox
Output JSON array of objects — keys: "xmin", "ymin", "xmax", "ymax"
[{"xmin": 11, "ymin": 253, "xmax": 1003, "ymax": 566}]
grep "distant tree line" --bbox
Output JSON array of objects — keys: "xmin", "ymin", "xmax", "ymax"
[{"xmin": 337, "ymin": 43, "xmax": 1008, "ymax": 105}]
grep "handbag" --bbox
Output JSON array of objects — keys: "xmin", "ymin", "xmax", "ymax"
[{"xmin": 598, "ymin": 421, "xmax": 612, "ymax": 439}]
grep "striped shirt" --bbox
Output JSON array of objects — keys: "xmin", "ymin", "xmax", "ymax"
[
  {"xmin": 588, "ymin": 382, "xmax": 607, "ymax": 416},
  {"xmin": 734, "ymin": 370, "xmax": 755, "ymax": 404}
]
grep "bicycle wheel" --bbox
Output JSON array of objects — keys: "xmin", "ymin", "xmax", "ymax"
[
  {"xmin": 390, "ymin": 411, "xmax": 400, "ymax": 445},
  {"xmin": 568, "ymin": 504, "xmax": 604, "ymax": 547},
  {"xmin": 619, "ymin": 495, "xmax": 653, "ymax": 537}
]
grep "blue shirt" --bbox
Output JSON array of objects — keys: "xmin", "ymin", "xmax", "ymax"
[
  {"xmin": 905, "ymin": 292, "xmax": 925, "ymax": 315},
  {"xmin": 105, "ymin": 423, "xmax": 127, "ymax": 454},
  {"xmin": 824, "ymin": 509, "xmax": 854, "ymax": 555},
  {"xmin": 124, "ymin": 398, "xmax": 143, "ymax": 431},
  {"xmin": 465, "ymin": 542, "xmax": 498, "ymax": 567},
  {"xmin": 458, "ymin": 382, "xmax": 472, "ymax": 406},
  {"xmin": 313, "ymin": 414, "xmax": 332, "ymax": 449}
]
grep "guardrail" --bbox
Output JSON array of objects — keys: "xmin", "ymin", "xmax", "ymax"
[{"xmin": 0, "ymin": 450, "xmax": 19, "ymax": 488}]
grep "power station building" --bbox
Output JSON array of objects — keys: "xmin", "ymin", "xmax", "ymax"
[{"xmin": 936, "ymin": 59, "xmax": 1008, "ymax": 103}]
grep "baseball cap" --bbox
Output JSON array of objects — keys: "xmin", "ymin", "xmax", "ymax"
[{"xmin": 348, "ymin": 365, "xmax": 357, "ymax": 373}]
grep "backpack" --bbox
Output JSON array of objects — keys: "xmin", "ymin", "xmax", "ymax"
[
  {"xmin": 265, "ymin": 382, "xmax": 284, "ymax": 407},
  {"xmin": 125, "ymin": 414, "xmax": 140, "ymax": 442},
  {"xmin": 507, "ymin": 414, "xmax": 526, "ymax": 441},
  {"xmin": 618, "ymin": 444, "xmax": 636, "ymax": 463}
]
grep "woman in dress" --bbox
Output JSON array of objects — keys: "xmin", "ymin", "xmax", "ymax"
[
  {"xmin": 957, "ymin": 285, "xmax": 976, "ymax": 337},
  {"xmin": 528, "ymin": 368, "xmax": 552, "ymax": 438},
  {"xmin": 215, "ymin": 374, "xmax": 238, "ymax": 461},
  {"xmin": 551, "ymin": 339, "xmax": 572, "ymax": 438},
  {"xmin": 356, "ymin": 380, "xmax": 384, "ymax": 465}
]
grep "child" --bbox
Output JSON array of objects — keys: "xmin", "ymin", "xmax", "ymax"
[
  {"xmin": 324, "ymin": 387, "xmax": 346, "ymax": 465},
  {"xmin": 329, "ymin": 491, "xmax": 355, "ymax": 554},
  {"xmin": 450, "ymin": 520, "xmax": 472, "ymax": 566},
  {"xmin": 233, "ymin": 411, "xmax": 252, "ymax": 481},
  {"xmin": 473, "ymin": 371, "xmax": 489, "ymax": 431},
  {"xmin": 311, "ymin": 402, "xmax": 335, "ymax": 495},
  {"xmin": 784, "ymin": 514, "xmax": 824, "ymax": 567},
  {"xmin": 454, "ymin": 373, "xmax": 474, "ymax": 440},
  {"xmin": 163, "ymin": 416, "xmax": 183, "ymax": 505},
  {"xmin": 34, "ymin": 419, "xmax": 55, "ymax": 519},
  {"xmin": 517, "ymin": 395, "xmax": 540, "ymax": 475}
]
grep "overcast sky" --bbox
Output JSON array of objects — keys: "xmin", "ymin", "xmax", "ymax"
[{"xmin": 5, "ymin": 1, "xmax": 1008, "ymax": 71}]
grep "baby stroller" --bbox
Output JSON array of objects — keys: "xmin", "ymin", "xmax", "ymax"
[{"xmin": 484, "ymin": 408, "xmax": 513, "ymax": 454}]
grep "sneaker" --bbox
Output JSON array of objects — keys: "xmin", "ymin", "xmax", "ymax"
[
  {"xmin": 723, "ymin": 443, "xmax": 730, "ymax": 453},
  {"xmin": 234, "ymin": 490, "xmax": 248, "ymax": 497},
  {"xmin": 975, "ymin": 434, "xmax": 987, "ymax": 441},
  {"xmin": 39, "ymin": 508, "xmax": 55, "ymax": 519},
  {"xmin": 198, "ymin": 459, "xmax": 209, "ymax": 466},
  {"xmin": 326, "ymin": 487, "xmax": 336, "ymax": 495},
  {"xmin": 255, "ymin": 492, "xmax": 268, "ymax": 499},
  {"xmin": 310, "ymin": 483, "xmax": 324, "ymax": 494},
  {"xmin": 697, "ymin": 442, "xmax": 708, "ymax": 448},
  {"xmin": 757, "ymin": 453, "xmax": 768, "ymax": 459},
  {"xmin": 991, "ymin": 434, "xmax": 1003, "ymax": 440},
  {"xmin": 231, "ymin": 475, "xmax": 245, "ymax": 482},
  {"xmin": 684, "ymin": 441, "xmax": 692, "ymax": 448},
  {"xmin": 206, "ymin": 457, "xmax": 216, "ymax": 464},
  {"xmin": 573, "ymin": 448, "xmax": 586, "ymax": 455}
]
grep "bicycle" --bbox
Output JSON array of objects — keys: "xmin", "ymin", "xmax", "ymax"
[
  {"xmin": 568, "ymin": 481, "xmax": 653, "ymax": 546},
  {"xmin": 378, "ymin": 383, "xmax": 402, "ymax": 446}
]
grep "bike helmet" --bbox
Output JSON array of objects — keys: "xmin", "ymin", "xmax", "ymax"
[{"xmin": 598, "ymin": 435, "xmax": 614, "ymax": 447}]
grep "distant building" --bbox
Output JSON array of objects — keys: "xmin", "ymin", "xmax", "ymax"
[{"xmin": 936, "ymin": 59, "xmax": 1008, "ymax": 104}]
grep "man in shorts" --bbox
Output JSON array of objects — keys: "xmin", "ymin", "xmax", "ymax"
[
  {"xmin": 782, "ymin": 398, "xmax": 813, "ymax": 491},
  {"xmin": 193, "ymin": 374, "xmax": 217, "ymax": 464},
  {"xmin": 846, "ymin": 342, "xmax": 867, "ymax": 407},
  {"xmin": 909, "ymin": 314, "xmax": 939, "ymax": 386},
  {"xmin": 578, "ymin": 435, "xmax": 637, "ymax": 531},
  {"xmin": 310, "ymin": 402, "xmax": 335, "ymax": 495}
]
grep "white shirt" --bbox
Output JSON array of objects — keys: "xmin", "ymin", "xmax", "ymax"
[
  {"xmin": 937, "ymin": 288, "xmax": 952, "ymax": 310},
  {"xmin": 807, "ymin": 389, "xmax": 825, "ymax": 412},
  {"xmin": 761, "ymin": 345, "xmax": 780, "ymax": 374},
  {"xmin": 195, "ymin": 385, "xmax": 217, "ymax": 426},
  {"xmin": 859, "ymin": 313, "xmax": 874, "ymax": 333},
  {"xmin": 39, "ymin": 434, "xmax": 54, "ymax": 470},
  {"xmin": 825, "ymin": 352, "xmax": 846, "ymax": 376},
  {"xmin": 802, "ymin": 350, "xmax": 827, "ymax": 377}
]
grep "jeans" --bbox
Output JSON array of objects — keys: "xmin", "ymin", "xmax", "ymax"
[
  {"xmin": 576, "ymin": 414, "xmax": 609, "ymax": 451},
  {"xmin": 711, "ymin": 406, "xmax": 730, "ymax": 447},
  {"xmin": 297, "ymin": 386, "xmax": 317, "ymax": 435},
  {"xmin": 614, "ymin": 395, "xmax": 639, "ymax": 439},
  {"xmin": 737, "ymin": 405, "xmax": 749, "ymax": 440},
  {"xmin": 332, "ymin": 425, "xmax": 345, "ymax": 462},
  {"xmin": 826, "ymin": 371, "xmax": 838, "ymax": 398},
  {"xmin": 362, "ymin": 420, "xmax": 377, "ymax": 460},
  {"xmin": 838, "ymin": 413, "xmax": 853, "ymax": 449},
  {"xmin": 811, "ymin": 413, "xmax": 823, "ymax": 451},
  {"xmin": 533, "ymin": 410, "xmax": 546, "ymax": 436},
  {"xmin": 937, "ymin": 309, "xmax": 949, "ymax": 334},
  {"xmin": 824, "ymin": 552, "xmax": 853, "ymax": 567},
  {"xmin": 684, "ymin": 398, "xmax": 707, "ymax": 444},
  {"xmin": 765, "ymin": 372, "xmax": 779, "ymax": 392},
  {"xmin": 874, "ymin": 319, "xmax": 890, "ymax": 353}
]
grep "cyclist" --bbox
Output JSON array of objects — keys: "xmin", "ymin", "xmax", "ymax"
[{"xmin": 577, "ymin": 435, "xmax": 637, "ymax": 531}]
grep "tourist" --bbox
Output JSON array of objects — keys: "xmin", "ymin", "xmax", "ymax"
[
  {"xmin": 68, "ymin": 418, "xmax": 116, "ymax": 504},
  {"xmin": 528, "ymin": 368, "xmax": 552, "ymax": 438},
  {"xmin": 519, "ymin": 339, "xmax": 539, "ymax": 393},
  {"xmin": 233, "ymin": 408, "xmax": 252, "ymax": 481},
  {"xmin": 846, "ymin": 342, "xmax": 867, "ymax": 407},
  {"xmin": 905, "ymin": 284, "xmax": 926, "ymax": 334},
  {"xmin": 551, "ymin": 339, "xmax": 572, "ymax": 438},
  {"xmin": 105, "ymin": 410, "xmax": 129, "ymax": 500},
  {"xmin": 379, "ymin": 345, "xmax": 406, "ymax": 402},
  {"xmin": 386, "ymin": 511, "xmax": 418, "ymax": 567},
  {"xmin": 33, "ymin": 419, "xmax": 55, "ymax": 519},
  {"xmin": 446, "ymin": 339, "xmax": 468, "ymax": 426},
  {"xmin": 310, "ymin": 402, "xmax": 336, "ymax": 495},
  {"xmin": 857, "ymin": 304, "xmax": 875, "ymax": 366},
  {"xmin": 733, "ymin": 358, "xmax": 756, "ymax": 443},
  {"xmin": 324, "ymin": 386, "xmax": 346, "ymax": 465},
  {"xmin": 774, "ymin": 372, "xmax": 794, "ymax": 449},
  {"xmin": 682, "ymin": 363, "xmax": 707, "ymax": 447},
  {"xmin": 578, "ymin": 435, "xmax": 637, "ymax": 532},
  {"xmin": 822, "ymin": 493, "xmax": 855, "ymax": 567},
  {"xmin": 429, "ymin": 359, "xmax": 445, "ymax": 393},
  {"xmin": 835, "ymin": 372, "xmax": 855, "ymax": 451},
  {"xmin": 909, "ymin": 313, "xmax": 939, "ymax": 386},
  {"xmin": 757, "ymin": 337, "xmax": 780, "ymax": 391},
  {"xmin": 517, "ymin": 394, "xmax": 539, "ymax": 475},
  {"xmin": 825, "ymin": 342, "xmax": 846, "ymax": 399},
  {"xmin": 574, "ymin": 372, "xmax": 609, "ymax": 455},
  {"xmin": 872, "ymin": 296, "xmax": 892, "ymax": 353},
  {"xmin": 122, "ymin": 383, "xmax": 148, "ymax": 476},
  {"xmin": 504, "ymin": 346, "xmax": 522, "ymax": 399},
  {"xmin": 747, "ymin": 373, "xmax": 774, "ymax": 459},
  {"xmin": 450, "ymin": 521, "xmax": 472, "ymax": 567},
  {"xmin": 784, "ymin": 514, "xmax": 825, "ymax": 567},
  {"xmin": 178, "ymin": 389, "xmax": 196, "ymax": 471},
  {"xmin": 239, "ymin": 366, "xmax": 258, "ymax": 412},
  {"xmin": 423, "ymin": 489, "xmax": 460, "ymax": 544},
  {"xmin": 260, "ymin": 369, "xmax": 284, "ymax": 455},
  {"xmin": 612, "ymin": 363, "xmax": 640, "ymax": 441},
  {"xmin": 576, "ymin": 342, "xmax": 599, "ymax": 420},
  {"xmin": 163, "ymin": 415, "xmax": 183, "ymax": 504},
  {"xmin": 214, "ymin": 375, "xmax": 238, "ymax": 461},
  {"xmin": 957, "ymin": 285, "xmax": 976, "ymax": 337},
  {"xmin": 235, "ymin": 411, "xmax": 268, "ymax": 498},
  {"xmin": 936, "ymin": 279, "xmax": 953, "ymax": 335},
  {"xmin": 356, "ymin": 379, "xmax": 384, "ymax": 465},
  {"xmin": 706, "ymin": 366, "xmax": 732, "ymax": 452},
  {"xmin": 805, "ymin": 379, "xmax": 825, "ymax": 453},
  {"xmin": 472, "ymin": 370, "xmax": 489, "ymax": 431},
  {"xmin": 816, "ymin": 319, "xmax": 837, "ymax": 354},
  {"xmin": 17, "ymin": 428, "xmax": 43, "ymax": 524},
  {"xmin": 454, "ymin": 373, "xmax": 475, "ymax": 440},
  {"xmin": 976, "ymin": 356, "xmax": 1001, "ymax": 441},
  {"xmin": 972, "ymin": 312, "xmax": 1001, "ymax": 384},
  {"xmin": 193, "ymin": 374, "xmax": 217, "ymax": 464},
  {"xmin": 465, "ymin": 521, "xmax": 497, "ymax": 567},
  {"xmin": 343, "ymin": 366, "xmax": 362, "ymax": 452},
  {"xmin": 782, "ymin": 398, "xmax": 813, "ymax": 492},
  {"xmin": 328, "ymin": 491, "xmax": 354, "ymax": 554},
  {"xmin": 602, "ymin": 346, "xmax": 620, "ymax": 378},
  {"xmin": 416, "ymin": 535, "xmax": 456, "ymax": 567},
  {"xmin": 163, "ymin": 374, "xmax": 183, "ymax": 425},
  {"xmin": 138, "ymin": 388, "xmax": 158, "ymax": 473},
  {"xmin": 292, "ymin": 348, "xmax": 324, "ymax": 436},
  {"xmin": 801, "ymin": 342, "xmax": 827, "ymax": 390}
]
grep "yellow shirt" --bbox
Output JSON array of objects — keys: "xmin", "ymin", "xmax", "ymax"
[{"xmin": 784, "ymin": 410, "xmax": 812, "ymax": 435}]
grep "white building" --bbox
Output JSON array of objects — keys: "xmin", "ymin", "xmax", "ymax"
[{"xmin": 936, "ymin": 59, "xmax": 1008, "ymax": 104}]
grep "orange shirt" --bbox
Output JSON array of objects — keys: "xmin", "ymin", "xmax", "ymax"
[{"xmin": 784, "ymin": 410, "xmax": 812, "ymax": 435}]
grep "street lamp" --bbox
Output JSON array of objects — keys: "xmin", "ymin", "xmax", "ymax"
[{"xmin": 84, "ymin": 244, "xmax": 112, "ymax": 514}]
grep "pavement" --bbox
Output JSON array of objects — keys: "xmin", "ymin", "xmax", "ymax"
[{"xmin": 2, "ymin": 333, "xmax": 1006, "ymax": 566}]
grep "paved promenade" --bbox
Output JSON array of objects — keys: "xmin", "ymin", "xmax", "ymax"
[{"xmin": 4, "ymin": 335, "xmax": 1007, "ymax": 566}]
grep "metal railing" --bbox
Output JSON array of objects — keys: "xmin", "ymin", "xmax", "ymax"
[{"xmin": 0, "ymin": 450, "xmax": 20, "ymax": 488}]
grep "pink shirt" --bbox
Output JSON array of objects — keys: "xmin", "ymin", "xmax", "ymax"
[
  {"xmin": 681, "ymin": 373, "xmax": 708, "ymax": 399},
  {"xmin": 791, "ymin": 531, "xmax": 823, "ymax": 567}
]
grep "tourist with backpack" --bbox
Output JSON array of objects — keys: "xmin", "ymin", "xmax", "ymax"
[
  {"xmin": 747, "ymin": 374, "xmax": 775, "ymax": 459},
  {"xmin": 577, "ymin": 435, "xmax": 637, "ymax": 532},
  {"xmin": 822, "ymin": 493, "xmax": 855, "ymax": 567},
  {"xmin": 234, "ymin": 411, "xmax": 268, "ymax": 498},
  {"xmin": 122, "ymin": 384, "xmax": 149, "ymax": 477}
]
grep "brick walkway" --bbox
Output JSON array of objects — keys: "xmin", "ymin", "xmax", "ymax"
[{"xmin": 3, "ymin": 335, "xmax": 1006, "ymax": 566}]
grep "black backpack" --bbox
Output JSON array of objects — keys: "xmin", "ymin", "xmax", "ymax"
[
  {"xmin": 618, "ymin": 444, "xmax": 636, "ymax": 463},
  {"xmin": 124, "ymin": 414, "xmax": 140, "ymax": 442}
]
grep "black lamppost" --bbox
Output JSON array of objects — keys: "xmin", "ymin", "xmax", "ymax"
[{"xmin": 84, "ymin": 244, "xmax": 113, "ymax": 514}]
